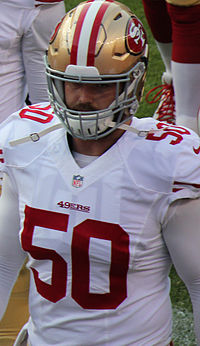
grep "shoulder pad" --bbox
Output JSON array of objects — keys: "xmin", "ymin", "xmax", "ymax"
[
  {"xmin": 123, "ymin": 118, "xmax": 200, "ymax": 194},
  {"xmin": 0, "ymin": 103, "xmax": 65, "ymax": 168}
]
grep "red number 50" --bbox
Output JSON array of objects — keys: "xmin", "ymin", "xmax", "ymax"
[{"xmin": 21, "ymin": 206, "xmax": 130, "ymax": 309}]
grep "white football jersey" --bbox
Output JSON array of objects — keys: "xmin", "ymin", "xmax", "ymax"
[
  {"xmin": 5, "ymin": 0, "xmax": 63, "ymax": 7},
  {"xmin": 1, "ymin": 102, "xmax": 200, "ymax": 346}
]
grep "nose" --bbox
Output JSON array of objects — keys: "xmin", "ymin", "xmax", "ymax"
[{"xmin": 78, "ymin": 85, "xmax": 93, "ymax": 103}]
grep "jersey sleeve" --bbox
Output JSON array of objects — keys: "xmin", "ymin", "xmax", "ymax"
[
  {"xmin": 163, "ymin": 198, "xmax": 200, "ymax": 344},
  {"xmin": 0, "ymin": 103, "xmax": 59, "ymax": 320},
  {"xmin": 128, "ymin": 120, "xmax": 200, "ymax": 224},
  {"xmin": 168, "ymin": 130, "xmax": 200, "ymax": 202},
  {"xmin": 0, "ymin": 173, "xmax": 26, "ymax": 321},
  {"xmin": 156, "ymin": 124, "xmax": 200, "ymax": 223},
  {"xmin": 0, "ymin": 102, "xmax": 62, "ymax": 172}
]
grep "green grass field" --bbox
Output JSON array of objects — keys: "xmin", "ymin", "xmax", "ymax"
[{"xmin": 64, "ymin": 1, "xmax": 197, "ymax": 344}]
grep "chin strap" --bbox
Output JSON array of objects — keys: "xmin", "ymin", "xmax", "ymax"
[
  {"xmin": 108, "ymin": 121, "xmax": 156, "ymax": 137},
  {"xmin": 9, "ymin": 120, "xmax": 157, "ymax": 147}
]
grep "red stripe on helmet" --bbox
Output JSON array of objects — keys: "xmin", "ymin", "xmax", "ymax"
[
  {"xmin": 87, "ymin": 2, "xmax": 110, "ymax": 66},
  {"xmin": 70, "ymin": 3, "xmax": 91, "ymax": 65}
]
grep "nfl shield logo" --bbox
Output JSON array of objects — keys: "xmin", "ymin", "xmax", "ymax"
[{"xmin": 72, "ymin": 175, "xmax": 84, "ymax": 188}]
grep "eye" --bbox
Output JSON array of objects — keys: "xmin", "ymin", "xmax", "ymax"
[
  {"xmin": 71, "ymin": 82, "xmax": 82, "ymax": 89},
  {"xmin": 93, "ymin": 83, "xmax": 116, "ymax": 90},
  {"xmin": 65, "ymin": 82, "xmax": 82, "ymax": 90}
]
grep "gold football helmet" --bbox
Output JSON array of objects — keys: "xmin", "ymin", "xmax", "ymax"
[{"xmin": 45, "ymin": 0, "xmax": 148, "ymax": 140}]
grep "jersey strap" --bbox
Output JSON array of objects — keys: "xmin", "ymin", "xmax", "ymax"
[{"xmin": 9, "ymin": 123, "xmax": 63, "ymax": 147}]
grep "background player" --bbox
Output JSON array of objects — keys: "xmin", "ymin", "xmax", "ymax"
[
  {"xmin": 142, "ymin": 0, "xmax": 200, "ymax": 133},
  {"xmin": 0, "ymin": 1, "xmax": 200, "ymax": 345},
  {"xmin": 0, "ymin": 0, "xmax": 65, "ymax": 122},
  {"xmin": 0, "ymin": 1, "xmax": 66, "ymax": 344}
]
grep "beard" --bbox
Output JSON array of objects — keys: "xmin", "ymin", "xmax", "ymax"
[{"xmin": 71, "ymin": 103, "xmax": 98, "ymax": 112}]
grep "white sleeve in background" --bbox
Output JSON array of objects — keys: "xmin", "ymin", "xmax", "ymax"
[
  {"xmin": 0, "ymin": 173, "xmax": 27, "ymax": 321},
  {"xmin": 163, "ymin": 198, "xmax": 200, "ymax": 345}
]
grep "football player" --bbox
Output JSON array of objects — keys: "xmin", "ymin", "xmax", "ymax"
[
  {"xmin": 0, "ymin": 1, "xmax": 66, "ymax": 344},
  {"xmin": 142, "ymin": 0, "xmax": 200, "ymax": 133},
  {"xmin": 0, "ymin": 0, "xmax": 65, "ymax": 122},
  {"xmin": 0, "ymin": 1, "xmax": 200, "ymax": 345}
]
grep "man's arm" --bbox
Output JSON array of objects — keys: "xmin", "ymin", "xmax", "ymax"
[
  {"xmin": 0, "ymin": 173, "xmax": 26, "ymax": 320},
  {"xmin": 163, "ymin": 198, "xmax": 200, "ymax": 344}
]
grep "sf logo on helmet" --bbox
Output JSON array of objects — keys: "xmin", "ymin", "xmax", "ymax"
[{"xmin": 126, "ymin": 17, "xmax": 146, "ymax": 55}]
